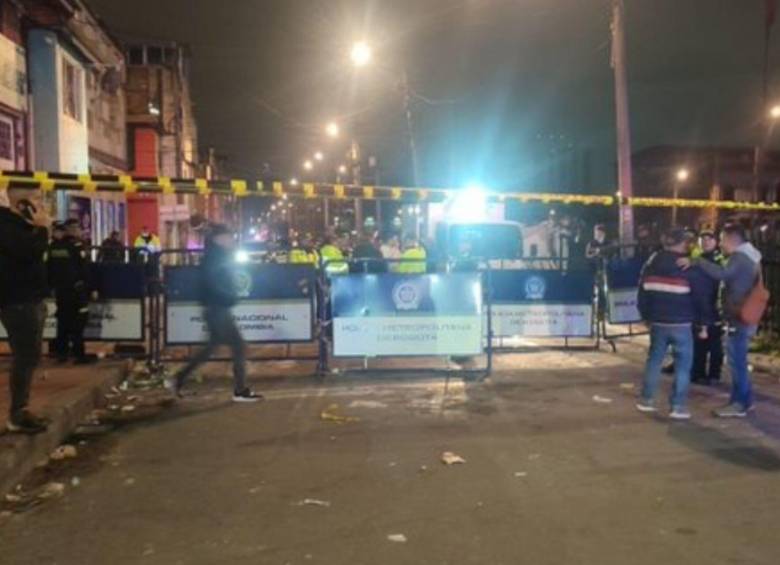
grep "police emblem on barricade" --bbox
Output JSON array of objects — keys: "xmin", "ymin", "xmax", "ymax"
[
  {"xmin": 392, "ymin": 279, "xmax": 422, "ymax": 311},
  {"xmin": 234, "ymin": 270, "xmax": 252, "ymax": 298},
  {"xmin": 524, "ymin": 275, "xmax": 546, "ymax": 300}
]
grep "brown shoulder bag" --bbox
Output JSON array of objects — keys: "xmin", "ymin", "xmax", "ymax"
[{"xmin": 739, "ymin": 265, "xmax": 770, "ymax": 326}]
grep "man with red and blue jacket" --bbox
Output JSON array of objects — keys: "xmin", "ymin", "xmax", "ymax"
[{"xmin": 636, "ymin": 229, "xmax": 710, "ymax": 420}]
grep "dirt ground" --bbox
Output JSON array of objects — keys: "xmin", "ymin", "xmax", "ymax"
[{"xmin": 1, "ymin": 349, "xmax": 780, "ymax": 565}]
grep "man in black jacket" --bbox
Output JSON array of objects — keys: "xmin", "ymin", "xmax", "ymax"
[
  {"xmin": 0, "ymin": 187, "xmax": 51, "ymax": 434},
  {"xmin": 636, "ymin": 229, "xmax": 709, "ymax": 420},
  {"xmin": 691, "ymin": 231, "xmax": 724, "ymax": 385},
  {"xmin": 48, "ymin": 219, "xmax": 95, "ymax": 364},
  {"xmin": 167, "ymin": 225, "xmax": 262, "ymax": 402}
]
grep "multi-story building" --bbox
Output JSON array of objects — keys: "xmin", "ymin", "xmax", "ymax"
[
  {"xmin": 20, "ymin": 0, "xmax": 127, "ymax": 245},
  {"xmin": 0, "ymin": 0, "xmax": 28, "ymax": 171},
  {"xmin": 123, "ymin": 39, "xmax": 200, "ymax": 248}
]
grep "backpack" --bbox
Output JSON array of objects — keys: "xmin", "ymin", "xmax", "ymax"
[{"xmin": 739, "ymin": 265, "xmax": 770, "ymax": 326}]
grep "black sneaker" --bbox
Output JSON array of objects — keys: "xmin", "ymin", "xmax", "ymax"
[
  {"xmin": 74, "ymin": 355, "xmax": 98, "ymax": 365},
  {"xmin": 232, "ymin": 388, "xmax": 264, "ymax": 403},
  {"xmin": 6, "ymin": 410, "xmax": 49, "ymax": 435}
]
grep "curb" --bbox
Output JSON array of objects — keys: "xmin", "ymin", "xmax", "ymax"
[{"xmin": 0, "ymin": 361, "xmax": 130, "ymax": 497}]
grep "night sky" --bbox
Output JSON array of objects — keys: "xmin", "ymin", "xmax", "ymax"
[{"xmin": 89, "ymin": 0, "xmax": 780, "ymax": 192}]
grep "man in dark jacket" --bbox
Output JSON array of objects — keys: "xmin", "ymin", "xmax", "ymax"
[
  {"xmin": 679, "ymin": 224, "xmax": 762, "ymax": 417},
  {"xmin": 0, "ymin": 187, "xmax": 51, "ymax": 434},
  {"xmin": 636, "ymin": 228, "xmax": 709, "ymax": 420},
  {"xmin": 691, "ymin": 231, "xmax": 724, "ymax": 385},
  {"xmin": 167, "ymin": 225, "xmax": 262, "ymax": 402},
  {"xmin": 48, "ymin": 219, "xmax": 94, "ymax": 364}
]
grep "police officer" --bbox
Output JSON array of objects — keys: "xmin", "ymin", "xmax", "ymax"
[{"xmin": 48, "ymin": 219, "xmax": 95, "ymax": 364}]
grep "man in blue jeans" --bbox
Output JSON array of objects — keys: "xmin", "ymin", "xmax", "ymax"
[
  {"xmin": 678, "ymin": 224, "xmax": 762, "ymax": 417},
  {"xmin": 636, "ymin": 229, "xmax": 709, "ymax": 420}
]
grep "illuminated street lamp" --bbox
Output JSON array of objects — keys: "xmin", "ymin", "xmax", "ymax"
[
  {"xmin": 350, "ymin": 41, "xmax": 372, "ymax": 68},
  {"xmin": 290, "ymin": 178, "xmax": 299, "ymax": 186},
  {"xmin": 673, "ymin": 167, "xmax": 690, "ymax": 225},
  {"xmin": 314, "ymin": 151, "xmax": 324, "ymax": 161},
  {"xmin": 770, "ymin": 105, "xmax": 780, "ymax": 120},
  {"xmin": 303, "ymin": 160, "xmax": 313, "ymax": 171},
  {"xmin": 338, "ymin": 164, "xmax": 348, "ymax": 175},
  {"xmin": 326, "ymin": 122, "xmax": 340, "ymax": 138}
]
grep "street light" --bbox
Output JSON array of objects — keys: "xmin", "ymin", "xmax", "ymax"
[
  {"xmin": 290, "ymin": 178, "xmax": 299, "ymax": 186},
  {"xmin": 314, "ymin": 151, "xmax": 324, "ymax": 161},
  {"xmin": 338, "ymin": 164, "xmax": 347, "ymax": 175},
  {"xmin": 326, "ymin": 122, "xmax": 340, "ymax": 138},
  {"xmin": 673, "ymin": 167, "xmax": 689, "ymax": 226},
  {"xmin": 770, "ymin": 105, "xmax": 780, "ymax": 120},
  {"xmin": 303, "ymin": 160, "xmax": 313, "ymax": 171},
  {"xmin": 350, "ymin": 41, "xmax": 372, "ymax": 68}
]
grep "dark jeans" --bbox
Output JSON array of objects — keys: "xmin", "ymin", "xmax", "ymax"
[
  {"xmin": 692, "ymin": 323, "xmax": 723, "ymax": 382},
  {"xmin": 641, "ymin": 324, "xmax": 693, "ymax": 409},
  {"xmin": 175, "ymin": 306, "xmax": 247, "ymax": 392},
  {"xmin": 54, "ymin": 296, "xmax": 89, "ymax": 360},
  {"xmin": 726, "ymin": 324, "xmax": 756, "ymax": 409},
  {"xmin": 0, "ymin": 302, "xmax": 47, "ymax": 419}
]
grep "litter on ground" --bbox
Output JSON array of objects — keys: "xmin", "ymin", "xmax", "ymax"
[
  {"xmin": 441, "ymin": 451, "xmax": 466, "ymax": 465},
  {"xmin": 295, "ymin": 498, "xmax": 331, "ymax": 508},
  {"xmin": 320, "ymin": 404, "xmax": 360, "ymax": 424},
  {"xmin": 50, "ymin": 445, "xmax": 78, "ymax": 461},
  {"xmin": 387, "ymin": 534, "xmax": 407, "ymax": 543},
  {"xmin": 592, "ymin": 395, "xmax": 614, "ymax": 404}
]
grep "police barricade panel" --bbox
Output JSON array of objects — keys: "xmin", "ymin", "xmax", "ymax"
[
  {"xmin": 331, "ymin": 272, "xmax": 484, "ymax": 357},
  {"xmin": 0, "ymin": 263, "xmax": 146, "ymax": 342},
  {"xmin": 490, "ymin": 269, "xmax": 596, "ymax": 338},
  {"xmin": 164, "ymin": 263, "xmax": 317, "ymax": 345},
  {"xmin": 604, "ymin": 256, "xmax": 644, "ymax": 325}
]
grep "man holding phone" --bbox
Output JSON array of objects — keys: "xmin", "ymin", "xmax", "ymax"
[{"xmin": 0, "ymin": 186, "xmax": 51, "ymax": 434}]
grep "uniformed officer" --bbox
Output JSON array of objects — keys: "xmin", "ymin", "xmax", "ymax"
[{"xmin": 48, "ymin": 219, "xmax": 95, "ymax": 364}]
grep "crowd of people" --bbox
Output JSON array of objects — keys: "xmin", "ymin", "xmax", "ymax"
[
  {"xmin": 0, "ymin": 183, "xmax": 770, "ymax": 433},
  {"xmin": 636, "ymin": 225, "xmax": 765, "ymax": 420}
]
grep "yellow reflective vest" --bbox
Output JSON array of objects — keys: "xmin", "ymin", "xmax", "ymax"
[
  {"xmin": 397, "ymin": 247, "xmax": 427, "ymax": 274},
  {"xmin": 320, "ymin": 244, "xmax": 348, "ymax": 275}
]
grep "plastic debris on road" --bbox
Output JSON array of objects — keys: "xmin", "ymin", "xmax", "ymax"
[
  {"xmin": 441, "ymin": 451, "xmax": 466, "ymax": 465},
  {"xmin": 124, "ymin": 477, "xmax": 136, "ymax": 486},
  {"xmin": 120, "ymin": 405, "xmax": 137, "ymax": 413},
  {"xmin": 348, "ymin": 400, "xmax": 388, "ymax": 409},
  {"xmin": 387, "ymin": 534, "xmax": 407, "ymax": 543},
  {"xmin": 295, "ymin": 498, "xmax": 331, "ymax": 508},
  {"xmin": 320, "ymin": 404, "xmax": 360, "ymax": 424},
  {"xmin": 514, "ymin": 471, "xmax": 528, "ymax": 478},
  {"xmin": 619, "ymin": 383, "xmax": 635, "ymax": 390},
  {"xmin": 50, "ymin": 445, "xmax": 78, "ymax": 461},
  {"xmin": 592, "ymin": 395, "xmax": 614, "ymax": 404},
  {"xmin": 38, "ymin": 482, "xmax": 65, "ymax": 499},
  {"xmin": 70, "ymin": 477, "xmax": 81, "ymax": 487}
]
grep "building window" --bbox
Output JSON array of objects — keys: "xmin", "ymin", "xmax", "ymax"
[
  {"xmin": 147, "ymin": 47, "xmax": 163, "ymax": 65},
  {"xmin": 128, "ymin": 47, "xmax": 144, "ymax": 65},
  {"xmin": 0, "ymin": 120, "xmax": 13, "ymax": 161},
  {"xmin": 62, "ymin": 58, "xmax": 83, "ymax": 121}
]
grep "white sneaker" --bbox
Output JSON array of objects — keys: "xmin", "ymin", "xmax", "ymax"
[
  {"xmin": 669, "ymin": 408, "xmax": 691, "ymax": 421},
  {"xmin": 636, "ymin": 400, "xmax": 657, "ymax": 413}
]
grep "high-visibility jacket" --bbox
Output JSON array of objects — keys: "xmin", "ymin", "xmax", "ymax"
[
  {"xmin": 134, "ymin": 233, "xmax": 161, "ymax": 253},
  {"xmin": 397, "ymin": 247, "xmax": 427, "ymax": 274},
  {"xmin": 320, "ymin": 244, "xmax": 348, "ymax": 275},
  {"xmin": 290, "ymin": 248, "xmax": 319, "ymax": 265}
]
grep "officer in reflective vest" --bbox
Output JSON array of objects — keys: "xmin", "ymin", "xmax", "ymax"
[
  {"xmin": 397, "ymin": 236, "xmax": 427, "ymax": 274},
  {"xmin": 320, "ymin": 236, "xmax": 348, "ymax": 275},
  {"xmin": 48, "ymin": 219, "xmax": 95, "ymax": 364}
]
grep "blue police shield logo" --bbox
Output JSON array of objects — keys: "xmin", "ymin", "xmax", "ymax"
[
  {"xmin": 524, "ymin": 275, "xmax": 546, "ymax": 300},
  {"xmin": 234, "ymin": 270, "xmax": 252, "ymax": 298},
  {"xmin": 392, "ymin": 280, "xmax": 422, "ymax": 311}
]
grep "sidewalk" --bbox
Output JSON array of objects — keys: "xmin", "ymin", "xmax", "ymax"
[{"xmin": 0, "ymin": 360, "xmax": 129, "ymax": 496}]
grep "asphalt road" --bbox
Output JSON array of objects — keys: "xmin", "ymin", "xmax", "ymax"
[{"xmin": 2, "ymin": 350, "xmax": 780, "ymax": 565}]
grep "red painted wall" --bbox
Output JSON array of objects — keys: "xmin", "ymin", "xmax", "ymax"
[
  {"xmin": 127, "ymin": 195, "xmax": 159, "ymax": 243},
  {"xmin": 132, "ymin": 128, "xmax": 158, "ymax": 177}
]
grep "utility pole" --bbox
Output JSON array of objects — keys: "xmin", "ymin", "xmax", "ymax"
[
  {"xmin": 401, "ymin": 70, "xmax": 420, "ymax": 187},
  {"xmin": 611, "ymin": 0, "xmax": 635, "ymax": 246},
  {"xmin": 752, "ymin": 0, "xmax": 777, "ymax": 202}
]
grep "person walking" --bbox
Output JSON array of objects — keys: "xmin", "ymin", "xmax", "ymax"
[
  {"xmin": 0, "ymin": 186, "xmax": 51, "ymax": 434},
  {"xmin": 636, "ymin": 228, "xmax": 709, "ymax": 420},
  {"xmin": 678, "ymin": 224, "xmax": 763, "ymax": 417},
  {"xmin": 691, "ymin": 230, "xmax": 725, "ymax": 385},
  {"xmin": 48, "ymin": 219, "xmax": 95, "ymax": 364},
  {"xmin": 167, "ymin": 225, "xmax": 262, "ymax": 402}
]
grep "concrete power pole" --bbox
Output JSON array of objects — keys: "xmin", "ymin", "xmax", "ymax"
[{"xmin": 611, "ymin": 0, "xmax": 635, "ymax": 246}]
